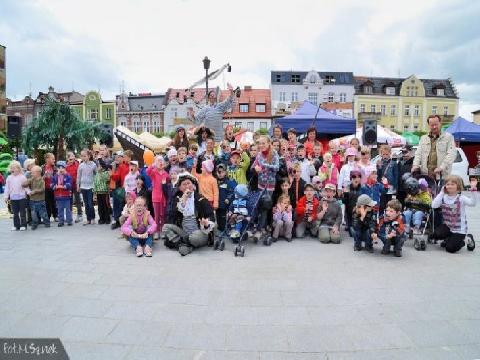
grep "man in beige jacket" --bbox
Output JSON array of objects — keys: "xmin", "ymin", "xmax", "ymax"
[{"xmin": 412, "ymin": 114, "xmax": 456, "ymax": 177}]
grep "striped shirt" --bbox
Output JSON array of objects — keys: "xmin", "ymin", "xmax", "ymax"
[{"xmin": 194, "ymin": 95, "xmax": 235, "ymax": 142}]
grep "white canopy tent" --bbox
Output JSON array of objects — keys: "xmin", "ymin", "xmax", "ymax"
[{"xmin": 333, "ymin": 125, "xmax": 406, "ymax": 148}]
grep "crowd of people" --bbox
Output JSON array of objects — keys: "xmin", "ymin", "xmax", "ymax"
[{"xmin": 2, "ymin": 114, "xmax": 477, "ymax": 257}]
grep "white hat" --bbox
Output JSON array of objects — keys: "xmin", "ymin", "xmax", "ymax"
[{"xmin": 167, "ymin": 148, "xmax": 178, "ymax": 158}]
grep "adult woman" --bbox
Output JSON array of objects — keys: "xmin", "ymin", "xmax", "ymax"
[
  {"xmin": 349, "ymin": 137, "xmax": 361, "ymax": 153},
  {"xmin": 304, "ymin": 127, "xmax": 321, "ymax": 158},
  {"xmin": 272, "ymin": 124, "xmax": 283, "ymax": 141},
  {"xmin": 195, "ymin": 127, "xmax": 213, "ymax": 155},
  {"xmin": 173, "ymin": 126, "xmax": 189, "ymax": 150},
  {"xmin": 253, "ymin": 136, "xmax": 279, "ymax": 243}
]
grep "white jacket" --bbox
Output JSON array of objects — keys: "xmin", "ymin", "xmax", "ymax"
[{"xmin": 413, "ymin": 132, "xmax": 456, "ymax": 176}]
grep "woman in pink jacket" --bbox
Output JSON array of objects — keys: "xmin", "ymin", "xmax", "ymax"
[{"xmin": 146, "ymin": 155, "xmax": 169, "ymax": 237}]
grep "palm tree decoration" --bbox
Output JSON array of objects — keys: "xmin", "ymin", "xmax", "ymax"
[{"xmin": 23, "ymin": 97, "xmax": 108, "ymax": 160}]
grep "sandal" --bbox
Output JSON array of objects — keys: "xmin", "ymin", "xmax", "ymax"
[
  {"xmin": 136, "ymin": 246, "xmax": 144, "ymax": 257},
  {"xmin": 144, "ymin": 245, "xmax": 152, "ymax": 257}
]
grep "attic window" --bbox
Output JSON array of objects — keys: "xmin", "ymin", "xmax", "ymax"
[
  {"xmin": 325, "ymin": 75, "xmax": 335, "ymax": 84},
  {"xmin": 385, "ymin": 87, "xmax": 395, "ymax": 95},
  {"xmin": 275, "ymin": 74, "xmax": 281, "ymax": 82},
  {"xmin": 291, "ymin": 74, "xmax": 301, "ymax": 83},
  {"xmin": 436, "ymin": 88, "xmax": 445, "ymax": 96},
  {"xmin": 363, "ymin": 85, "xmax": 373, "ymax": 94}
]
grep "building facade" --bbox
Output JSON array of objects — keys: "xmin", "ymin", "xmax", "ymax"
[
  {"xmin": 472, "ymin": 109, "xmax": 480, "ymax": 125},
  {"xmin": 0, "ymin": 44, "xmax": 6, "ymax": 131},
  {"xmin": 75, "ymin": 91, "xmax": 115, "ymax": 127},
  {"xmin": 116, "ymin": 92, "xmax": 165, "ymax": 134},
  {"xmin": 354, "ymin": 75, "xmax": 459, "ymax": 132},
  {"xmin": 164, "ymin": 88, "xmax": 207, "ymax": 133},
  {"xmin": 270, "ymin": 70, "xmax": 355, "ymax": 118}
]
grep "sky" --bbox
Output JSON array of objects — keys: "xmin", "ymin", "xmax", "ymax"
[{"xmin": 1, "ymin": 0, "xmax": 479, "ymax": 119}]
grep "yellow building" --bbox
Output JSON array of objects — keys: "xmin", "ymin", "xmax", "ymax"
[
  {"xmin": 353, "ymin": 75, "xmax": 459, "ymax": 132},
  {"xmin": 0, "ymin": 44, "xmax": 6, "ymax": 131},
  {"xmin": 472, "ymin": 109, "xmax": 480, "ymax": 125}
]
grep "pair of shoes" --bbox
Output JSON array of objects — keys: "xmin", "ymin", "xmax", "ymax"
[
  {"xmin": 67, "ymin": 223, "xmax": 73, "ymax": 226},
  {"xmin": 144, "ymin": 245, "xmax": 153, "ymax": 257},
  {"xmin": 381, "ymin": 249, "xmax": 390, "ymax": 255},
  {"xmin": 136, "ymin": 246, "xmax": 144, "ymax": 257},
  {"xmin": 19, "ymin": 227, "xmax": 27, "ymax": 231},
  {"xmin": 58, "ymin": 223, "xmax": 64, "ymax": 227},
  {"xmin": 354, "ymin": 245, "xmax": 362, "ymax": 251},
  {"xmin": 365, "ymin": 246, "xmax": 374, "ymax": 253},
  {"xmin": 179, "ymin": 245, "xmax": 192, "ymax": 256},
  {"xmin": 395, "ymin": 250, "xmax": 402, "ymax": 257},
  {"xmin": 11, "ymin": 227, "xmax": 18, "ymax": 231}
]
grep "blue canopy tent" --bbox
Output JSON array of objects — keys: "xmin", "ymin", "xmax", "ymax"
[
  {"xmin": 445, "ymin": 117, "xmax": 480, "ymax": 142},
  {"xmin": 274, "ymin": 101, "xmax": 356, "ymax": 135}
]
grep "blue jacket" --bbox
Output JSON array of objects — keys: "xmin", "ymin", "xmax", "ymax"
[
  {"xmin": 51, "ymin": 173, "xmax": 73, "ymax": 199},
  {"xmin": 162, "ymin": 182, "xmax": 178, "ymax": 223},
  {"xmin": 139, "ymin": 166, "xmax": 153, "ymax": 191},
  {"xmin": 377, "ymin": 159, "xmax": 398, "ymax": 191},
  {"xmin": 361, "ymin": 182, "xmax": 387, "ymax": 205},
  {"xmin": 217, "ymin": 177, "xmax": 236, "ymax": 210}
]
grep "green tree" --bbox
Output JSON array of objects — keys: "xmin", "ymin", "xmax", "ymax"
[{"xmin": 23, "ymin": 98, "xmax": 107, "ymax": 160}]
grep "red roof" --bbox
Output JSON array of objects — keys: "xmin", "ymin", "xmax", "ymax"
[
  {"xmin": 321, "ymin": 102, "xmax": 353, "ymax": 110},
  {"xmin": 220, "ymin": 88, "xmax": 271, "ymax": 118},
  {"xmin": 166, "ymin": 88, "xmax": 207, "ymax": 104}
]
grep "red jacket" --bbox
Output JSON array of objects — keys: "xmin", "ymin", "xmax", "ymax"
[
  {"xmin": 66, "ymin": 160, "xmax": 79, "ymax": 188},
  {"xmin": 110, "ymin": 162, "xmax": 129, "ymax": 188},
  {"xmin": 295, "ymin": 196, "xmax": 320, "ymax": 224}
]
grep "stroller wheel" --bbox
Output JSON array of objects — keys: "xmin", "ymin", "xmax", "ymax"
[
  {"xmin": 213, "ymin": 239, "xmax": 219, "ymax": 250},
  {"xmin": 414, "ymin": 238, "xmax": 421, "ymax": 251},
  {"xmin": 219, "ymin": 239, "xmax": 225, "ymax": 251},
  {"xmin": 234, "ymin": 246, "xmax": 239, "ymax": 257},
  {"xmin": 240, "ymin": 246, "xmax": 245, "ymax": 257},
  {"xmin": 427, "ymin": 235, "xmax": 434, "ymax": 244},
  {"xmin": 263, "ymin": 236, "xmax": 272, "ymax": 246},
  {"xmin": 420, "ymin": 239, "xmax": 426, "ymax": 251},
  {"xmin": 466, "ymin": 234, "xmax": 475, "ymax": 251}
]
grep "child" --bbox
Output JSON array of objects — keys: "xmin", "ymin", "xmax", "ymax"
[
  {"xmin": 147, "ymin": 156, "xmax": 169, "ymax": 237},
  {"xmin": 361, "ymin": 165, "xmax": 388, "ymax": 212},
  {"xmin": 186, "ymin": 143, "xmax": 199, "ymax": 172},
  {"xmin": 135, "ymin": 175, "xmax": 149, "ymax": 208},
  {"xmin": 177, "ymin": 147, "xmax": 188, "ymax": 171},
  {"xmin": 121, "ymin": 196, "xmax": 157, "ymax": 257},
  {"xmin": 93, "ymin": 160, "xmax": 111, "ymax": 225},
  {"xmin": 51, "ymin": 161, "xmax": 73, "ymax": 227},
  {"xmin": 295, "ymin": 184, "xmax": 320, "ymax": 238},
  {"xmin": 343, "ymin": 170, "xmax": 362, "ymax": 234},
  {"xmin": 311, "ymin": 176, "xmax": 323, "ymax": 200},
  {"xmin": 193, "ymin": 159, "xmax": 219, "ymax": 210},
  {"xmin": 352, "ymin": 194, "xmax": 377, "ymax": 252},
  {"xmin": 23, "ymin": 158, "xmax": 35, "ymax": 225},
  {"xmin": 287, "ymin": 128, "xmax": 298, "ymax": 148},
  {"xmin": 120, "ymin": 191, "xmax": 137, "ymax": 225},
  {"xmin": 42, "ymin": 152, "xmax": 57, "ymax": 221},
  {"xmin": 0, "ymin": 171, "xmax": 5, "ymax": 193},
  {"xmin": 163, "ymin": 169, "xmax": 178, "ymax": 225},
  {"xmin": 431, "ymin": 175, "xmax": 477, "ymax": 253},
  {"xmin": 272, "ymin": 194, "xmax": 294, "ymax": 242},
  {"xmin": 377, "ymin": 145, "xmax": 398, "ymax": 208},
  {"xmin": 403, "ymin": 177, "xmax": 432, "ymax": 234},
  {"xmin": 124, "ymin": 160, "xmax": 139, "ymax": 193},
  {"xmin": 77, "ymin": 149, "xmax": 96, "ymax": 225},
  {"xmin": 338, "ymin": 147, "xmax": 360, "ymax": 197},
  {"xmin": 295, "ymin": 145, "xmax": 316, "ymax": 183},
  {"xmin": 24, "ymin": 165, "xmax": 50, "ymax": 229},
  {"xmin": 228, "ymin": 184, "xmax": 250, "ymax": 242},
  {"xmin": 216, "ymin": 164, "xmax": 236, "ymax": 232},
  {"xmin": 227, "ymin": 150, "xmax": 250, "ymax": 185},
  {"xmin": 377, "ymin": 199, "xmax": 405, "ymax": 257},
  {"xmin": 165, "ymin": 148, "xmax": 178, "ymax": 173},
  {"xmin": 289, "ymin": 163, "xmax": 306, "ymax": 209},
  {"xmin": 318, "ymin": 152, "xmax": 339, "ymax": 188},
  {"xmin": 110, "ymin": 150, "xmax": 130, "ymax": 229},
  {"xmin": 4, "ymin": 161, "xmax": 28, "ymax": 231},
  {"xmin": 66, "ymin": 151, "xmax": 83, "ymax": 223},
  {"xmin": 317, "ymin": 182, "xmax": 343, "ymax": 244},
  {"xmin": 218, "ymin": 140, "xmax": 231, "ymax": 169}
]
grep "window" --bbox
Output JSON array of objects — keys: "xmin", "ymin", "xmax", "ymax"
[
  {"xmin": 89, "ymin": 108, "xmax": 98, "ymax": 120},
  {"xmin": 275, "ymin": 74, "xmax": 281, "ymax": 82},
  {"xmin": 279, "ymin": 92, "xmax": 286, "ymax": 102},
  {"xmin": 404, "ymin": 105, "xmax": 410, "ymax": 116},
  {"xmin": 247, "ymin": 122, "xmax": 254, "ymax": 131},
  {"xmin": 256, "ymin": 104, "xmax": 266, "ymax": 113},
  {"xmin": 339, "ymin": 93, "xmax": 346, "ymax": 103},
  {"xmin": 370, "ymin": 104, "xmax": 376, "ymax": 113},
  {"xmin": 120, "ymin": 120, "xmax": 127, "ymax": 127},
  {"xmin": 390, "ymin": 104, "xmax": 396, "ymax": 116},
  {"xmin": 444, "ymin": 106, "xmax": 448, "ymax": 116},
  {"xmin": 134, "ymin": 121, "xmax": 141, "ymax": 132},
  {"xmin": 105, "ymin": 107, "xmax": 112, "ymax": 120},
  {"xmin": 364, "ymin": 86, "xmax": 373, "ymax": 94},
  {"xmin": 153, "ymin": 121, "xmax": 160, "ymax": 133},
  {"xmin": 171, "ymin": 107, "xmax": 178, "ymax": 118},
  {"xmin": 404, "ymin": 124, "xmax": 409, "ymax": 129},
  {"xmin": 386, "ymin": 87, "xmax": 395, "ymax": 95},
  {"xmin": 328, "ymin": 92, "xmax": 334, "ymax": 103},
  {"xmin": 390, "ymin": 125, "xmax": 395, "ymax": 130},
  {"xmin": 414, "ymin": 105, "xmax": 420, "ymax": 117},
  {"xmin": 380, "ymin": 104, "xmax": 386, "ymax": 115},
  {"xmin": 437, "ymin": 88, "xmax": 445, "ymax": 96},
  {"xmin": 432, "ymin": 105, "xmax": 437, "ymax": 115},
  {"xmin": 308, "ymin": 92, "xmax": 318, "ymax": 105},
  {"xmin": 414, "ymin": 124, "xmax": 419, "ymax": 130},
  {"xmin": 291, "ymin": 92, "xmax": 298, "ymax": 102},
  {"xmin": 260, "ymin": 122, "xmax": 267, "ymax": 129},
  {"xmin": 239, "ymin": 104, "xmax": 249, "ymax": 113},
  {"xmin": 235, "ymin": 122, "xmax": 242, "ymax": 129},
  {"xmin": 291, "ymin": 74, "xmax": 301, "ymax": 83},
  {"xmin": 360, "ymin": 104, "xmax": 365, "ymax": 113}
]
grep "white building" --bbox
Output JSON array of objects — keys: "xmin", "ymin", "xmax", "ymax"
[{"xmin": 270, "ymin": 70, "xmax": 355, "ymax": 118}]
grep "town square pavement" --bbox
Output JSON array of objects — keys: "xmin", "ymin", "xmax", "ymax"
[{"xmin": 0, "ymin": 193, "xmax": 479, "ymax": 360}]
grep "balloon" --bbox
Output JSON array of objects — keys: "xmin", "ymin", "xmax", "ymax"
[{"xmin": 143, "ymin": 149, "xmax": 154, "ymax": 166}]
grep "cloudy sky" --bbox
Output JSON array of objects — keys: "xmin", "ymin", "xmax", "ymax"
[{"xmin": 1, "ymin": 0, "xmax": 479, "ymax": 119}]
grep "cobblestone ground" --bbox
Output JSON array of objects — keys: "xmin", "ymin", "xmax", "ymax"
[{"xmin": 0, "ymin": 193, "xmax": 479, "ymax": 360}]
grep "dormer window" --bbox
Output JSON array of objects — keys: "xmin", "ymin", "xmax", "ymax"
[
  {"xmin": 275, "ymin": 74, "xmax": 281, "ymax": 82},
  {"xmin": 291, "ymin": 74, "xmax": 301, "ymax": 83},
  {"xmin": 364, "ymin": 86, "xmax": 373, "ymax": 94},
  {"xmin": 436, "ymin": 88, "xmax": 445, "ymax": 96},
  {"xmin": 385, "ymin": 87, "xmax": 395, "ymax": 95}
]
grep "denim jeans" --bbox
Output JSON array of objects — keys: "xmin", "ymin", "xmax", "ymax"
[
  {"xmin": 81, "ymin": 188, "xmax": 95, "ymax": 221},
  {"xmin": 56, "ymin": 198, "xmax": 72, "ymax": 224},
  {"xmin": 129, "ymin": 235, "xmax": 153, "ymax": 249},
  {"xmin": 30, "ymin": 200, "xmax": 50, "ymax": 226},
  {"xmin": 353, "ymin": 228, "xmax": 372, "ymax": 248},
  {"xmin": 71, "ymin": 189, "xmax": 83, "ymax": 216},
  {"xmin": 113, "ymin": 195, "xmax": 125, "ymax": 222},
  {"xmin": 403, "ymin": 210, "xmax": 424, "ymax": 228},
  {"xmin": 11, "ymin": 198, "xmax": 27, "ymax": 229}
]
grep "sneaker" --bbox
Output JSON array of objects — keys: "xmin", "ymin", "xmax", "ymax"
[
  {"xmin": 10, "ymin": 226, "xmax": 18, "ymax": 231},
  {"xmin": 136, "ymin": 246, "xmax": 144, "ymax": 257},
  {"xmin": 395, "ymin": 250, "xmax": 402, "ymax": 257},
  {"xmin": 19, "ymin": 227, "xmax": 26, "ymax": 231},
  {"xmin": 144, "ymin": 245, "xmax": 153, "ymax": 257},
  {"xmin": 354, "ymin": 245, "xmax": 362, "ymax": 251},
  {"xmin": 58, "ymin": 223, "xmax": 64, "ymax": 227}
]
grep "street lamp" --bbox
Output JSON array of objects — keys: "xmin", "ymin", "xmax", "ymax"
[{"xmin": 203, "ymin": 56, "xmax": 210, "ymax": 104}]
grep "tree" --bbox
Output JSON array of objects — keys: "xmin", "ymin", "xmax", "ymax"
[{"xmin": 23, "ymin": 98, "xmax": 107, "ymax": 159}]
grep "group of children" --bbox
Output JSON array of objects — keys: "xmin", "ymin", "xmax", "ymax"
[{"xmin": 3, "ymin": 125, "xmax": 477, "ymax": 257}]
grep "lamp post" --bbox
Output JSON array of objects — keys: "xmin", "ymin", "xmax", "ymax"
[{"xmin": 203, "ymin": 56, "xmax": 210, "ymax": 105}]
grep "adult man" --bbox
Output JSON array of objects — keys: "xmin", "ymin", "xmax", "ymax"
[
  {"xmin": 194, "ymin": 85, "xmax": 238, "ymax": 143},
  {"xmin": 161, "ymin": 172, "xmax": 216, "ymax": 256},
  {"xmin": 412, "ymin": 114, "xmax": 456, "ymax": 178}
]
